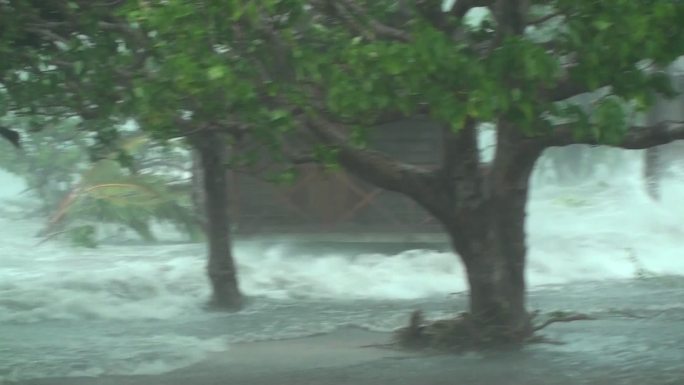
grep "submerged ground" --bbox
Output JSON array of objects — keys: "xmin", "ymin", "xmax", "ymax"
[
  {"xmin": 1, "ymin": 150, "xmax": 684, "ymax": 384},
  {"xmin": 10, "ymin": 304, "xmax": 684, "ymax": 385}
]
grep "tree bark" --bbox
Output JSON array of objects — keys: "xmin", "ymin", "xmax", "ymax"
[
  {"xmin": 454, "ymin": 222, "xmax": 530, "ymax": 342},
  {"xmin": 644, "ymin": 147, "xmax": 661, "ymax": 200},
  {"xmin": 195, "ymin": 131, "xmax": 242, "ymax": 311},
  {"xmin": 448, "ymin": 123, "xmax": 541, "ymax": 343},
  {"xmin": 191, "ymin": 149, "xmax": 207, "ymax": 227},
  {"xmin": 451, "ymin": 194, "xmax": 532, "ymax": 343}
]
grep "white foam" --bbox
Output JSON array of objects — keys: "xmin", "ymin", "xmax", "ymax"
[
  {"xmin": 0, "ymin": 169, "xmax": 26, "ymax": 199},
  {"xmin": 526, "ymin": 154, "xmax": 684, "ymax": 286},
  {"xmin": 0, "ymin": 243, "xmax": 211, "ymax": 323},
  {"xmin": 239, "ymin": 246, "xmax": 462, "ymax": 300}
]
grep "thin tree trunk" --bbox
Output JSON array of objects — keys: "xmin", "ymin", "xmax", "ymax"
[
  {"xmin": 644, "ymin": 147, "xmax": 661, "ymax": 200},
  {"xmin": 196, "ymin": 132, "xmax": 242, "ymax": 310},
  {"xmin": 191, "ymin": 149, "xmax": 207, "ymax": 227}
]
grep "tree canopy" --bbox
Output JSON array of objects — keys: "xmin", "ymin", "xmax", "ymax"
[{"xmin": 2, "ymin": 1, "xmax": 683, "ymax": 153}]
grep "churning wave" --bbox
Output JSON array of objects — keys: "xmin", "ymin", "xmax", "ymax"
[{"xmin": 1, "ymin": 170, "xmax": 684, "ymax": 324}]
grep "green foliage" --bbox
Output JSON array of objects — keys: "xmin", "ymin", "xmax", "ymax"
[
  {"xmin": 592, "ymin": 96, "xmax": 629, "ymax": 145},
  {"xmin": 44, "ymin": 156, "xmax": 202, "ymax": 245},
  {"xmin": 0, "ymin": 113, "xmax": 201, "ymax": 245},
  {"xmin": 282, "ymin": 0, "xmax": 684, "ymax": 141},
  {"xmin": 67, "ymin": 224, "xmax": 98, "ymax": 248},
  {"xmin": 1, "ymin": 0, "xmax": 684, "ymax": 179},
  {"xmin": 313, "ymin": 145, "xmax": 342, "ymax": 171},
  {"xmin": 0, "ymin": 115, "xmax": 90, "ymax": 214},
  {"xmin": 266, "ymin": 166, "xmax": 298, "ymax": 185}
]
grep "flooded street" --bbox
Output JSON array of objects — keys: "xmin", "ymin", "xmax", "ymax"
[{"xmin": 2, "ymin": 152, "xmax": 684, "ymax": 384}]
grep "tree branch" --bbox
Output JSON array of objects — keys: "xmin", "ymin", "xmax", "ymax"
[
  {"xmin": 546, "ymin": 77, "xmax": 591, "ymax": 102},
  {"xmin": 25, "ymin": 26, "xmax": 71, "ymax": 47},
  {"xmin": 332, "ymin": 2, "xmax": 376, "ymax": 41},
  {"xmin": 304, "ymin": 112, "xmax": 432, "ymax": 194},
  {"xmin": 339, "ymin": 0, "xmax": 412, "ymax": 42},
  {"xmin": 545, "ymin": 121, "xmax": 684, "ymax": 149},
  {"xmin": 527, "ymin": 12, "xmax": 563, "ymax": 26},
  {"xmin": 309, "ymin": 0, "xmax": 411, "ymax": 42},
  {"xmin": 533, "ymin": 313, "xmax": 595, "ymax": 332},
  {"xmin": 304, "ymin": 111, "xmax": 458, "ymax": 224},
  {"xmin": 439, "ymin": 117, "xmax": 486, "ymax": 198}
]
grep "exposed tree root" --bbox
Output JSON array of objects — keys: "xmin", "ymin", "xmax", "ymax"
[
  {"xmin": 391, "ymin": 309, "xmax": 596, "ymax": 352},
  {"xmin": 532, "ymin": 311, "xmax": 596, "ymax": 332}
]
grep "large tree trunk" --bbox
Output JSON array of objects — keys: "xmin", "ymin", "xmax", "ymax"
[
  {"xmin": 195, "ymin": 131, "xmax": 242, "ymax": 310},
  {"xmin": 448, "ymin": 198, "xmax": 531, "ymax": 342},
  {"xmin": 447, "ymin": 124, "xmax": 539, "ymax": 343}
]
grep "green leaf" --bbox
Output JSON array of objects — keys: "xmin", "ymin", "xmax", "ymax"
[
  {"xmin": 74, "ymin": 61, "xmax": 84, "ymax": 75},
  {"xmin": 207, "ymin": 65, "xmax": 226, "ymax": 80},
  {"xmin": 593, "ymin": 20, "xmax": 612, "ymax": 31},
  {"xmin": 133, "ymin": 86, "xmax": 145, "ymax": 98},
  {"xmin": 268, "ymin": 109, "xmax": 289, "ymax": 122},
  {"xmin": 270, "ymin": 167, "xmax": 298, "ymax": 185},
  {"xmin": 68, "ymin": 225, "xmax": 98, "ymax": 248}
]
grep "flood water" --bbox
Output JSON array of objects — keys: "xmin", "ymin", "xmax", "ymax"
[{"xmin": 1, "ymin": 147, "xmax": 684, "ymax": 384}]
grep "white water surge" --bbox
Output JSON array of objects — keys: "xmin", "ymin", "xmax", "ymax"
[{"xmin": 1, "ymin": 147, "xmax": 683, "ymax": 381}]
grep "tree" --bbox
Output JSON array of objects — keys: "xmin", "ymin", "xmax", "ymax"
[
  {"xmin": 0, "ymin": 115, "xmax": 200, "ymax": 247},
  {"xmin": 642, "ymin": 66, "xmax": 684, "ymax": 200},
  {"xmin": 0, "ymin": 0, "xmax": 258, "ymax": 310},
  {"xmin": 249, "ymin": 0, "xmax": 684, "ymax": 344}
]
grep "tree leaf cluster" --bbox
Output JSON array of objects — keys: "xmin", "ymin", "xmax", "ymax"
[{"xmin": 1, "ymin": 0, "xmax": 684, "ymax": 181}]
